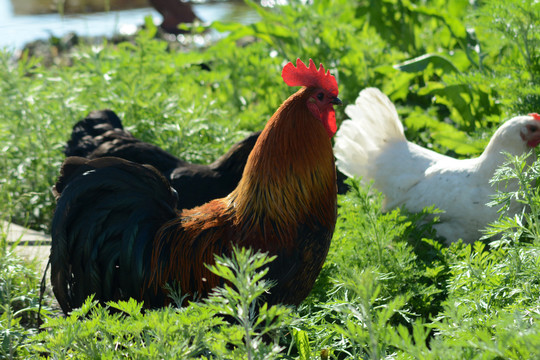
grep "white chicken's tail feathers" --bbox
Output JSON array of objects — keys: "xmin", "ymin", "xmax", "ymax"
[{"xmin": 334, "ymin": 87, "xmax": 405, "ymax": 179}]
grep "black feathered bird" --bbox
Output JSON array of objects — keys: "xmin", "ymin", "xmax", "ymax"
[{"xmin": 65, "ymin": 109, "xmax": 260, "ymax": 209}]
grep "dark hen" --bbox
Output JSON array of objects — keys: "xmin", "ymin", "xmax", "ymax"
[{"xmin": 65, "ymin": 109, "xmax": 260, "ymax": 209}]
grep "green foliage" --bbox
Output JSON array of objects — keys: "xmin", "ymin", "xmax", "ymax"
[
  {"xmin": 330, "ymin": 179, "xmax": 448, "ymax": 321},
  {"xmin": 480, "ymin": 0, "xmax": 540, "ymax": 84},
  {"xmin": 486, "ymin": 152, "xmax": 540, "ymax": 242},
  {"xmin": 28, "ymin": 296, "xmax": 224, "ymax": 359},
  {"xmin": 205, "ymin": 247, "xmax": 291, "ymax": 359},
  {"xmin": 25, "ymin": 249, "xmax": 291, "ymax": 359},
  {"xmin": 0, "ymin": 231, "xmax": 43, "ymax": 359},
  {"xmin": 1, "ymin": 0, "xmax": 540, "ymax": 358}
]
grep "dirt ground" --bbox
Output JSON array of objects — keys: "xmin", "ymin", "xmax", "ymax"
[{"xmin": 2, "ymin": 221, "xmax": 51, "ymax": 273}]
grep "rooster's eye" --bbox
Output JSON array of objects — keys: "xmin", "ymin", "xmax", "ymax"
[{"xmin": 317, "ymin": 92, "xmax": 324, "ymax": 101}]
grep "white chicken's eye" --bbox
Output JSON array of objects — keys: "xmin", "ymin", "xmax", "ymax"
[{"xmin": 317, "ymin": 92, "xmax": 324, "ymax": 101}]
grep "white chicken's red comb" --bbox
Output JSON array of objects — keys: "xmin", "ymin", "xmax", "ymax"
[
  {"xmin": 281, "ymin": 59, "xmax": 338, "ymax": 96},
  {"xmin": 529, "ymin": 113, "xmax": 540, "ymax": 121}
]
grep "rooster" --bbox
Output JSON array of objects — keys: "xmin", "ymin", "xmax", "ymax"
[
  {"xmin": 334, "ymin": 87, "xmax": 540, "ymax": 244},
  {"xmin": 64, "ymin": 109, "xmax": 260, "ymax": 210},
  {"xmin": 51, "ymin": 59, "xmax": 341, "ymax": 314}
]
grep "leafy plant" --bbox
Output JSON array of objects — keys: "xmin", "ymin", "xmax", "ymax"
[
  {"xmin": 205, "ymin": 246, "xmax": 291, "ymax": 359},
  {"xmin": 27, "ymin": 248, "xmax": 291, "ymax": 359},
  {"xmin": 485, "ymin": 152, "xmax": 540, "ymax": 243},
  {"xmin": 0, "ymin": 230, "xmax": 44, "ymax": 359}
]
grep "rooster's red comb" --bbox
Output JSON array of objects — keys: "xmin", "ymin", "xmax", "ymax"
[
  {"xmin": 529, "ymin": 113, "xmax": 540, "ymax": 121},
  {"xmin": 282, "ymin": 59, "xmax": 338, "ymax": 95}
]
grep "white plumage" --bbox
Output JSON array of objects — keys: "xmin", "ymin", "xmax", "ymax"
[{"xmin": 334, "ymin": 88, "xmax": 540, "ymax": 244}]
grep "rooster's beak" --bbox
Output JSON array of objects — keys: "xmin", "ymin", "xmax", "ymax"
[{"xmin": 331, "ymin": 97, "xmax": 343, "ymax": 106}]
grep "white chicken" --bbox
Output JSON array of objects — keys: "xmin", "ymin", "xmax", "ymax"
[{"xmin": 334, "ymin": 87, "xmax": 540, "ymax": 244}]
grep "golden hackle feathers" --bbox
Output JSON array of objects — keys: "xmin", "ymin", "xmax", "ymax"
[
  {"xmin": 228, "ymin": 88, "xmax": 336, "ymax": 240},
  {"xmin": 147, "ymin": 87, "xmax": 337, "ymax": 305}
]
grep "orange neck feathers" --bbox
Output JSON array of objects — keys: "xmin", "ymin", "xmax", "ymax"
[
  {"xmin": 226, "ymin": 87, "xmax": 337, "ymax": 243},
  {"xmin": 148, "ymin": 86, "xmax": 338, "ymax": 304}
]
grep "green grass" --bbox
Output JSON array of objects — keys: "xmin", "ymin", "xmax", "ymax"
[
  {"xmin": 0, "ymin": 234, "xmax": 43, "ymax": 359},
  {"xmin": 1, "ymin": 0, "xmax": 540, "ymax": 358}
]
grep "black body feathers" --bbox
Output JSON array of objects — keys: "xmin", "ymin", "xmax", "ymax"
[
  {"xmin": 64, "ymin": 110, "xmax": 260, "ymax": 209},
  {"xmin": 50, "ymin": 157, "xmax": 178, "ymax": 313}
]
